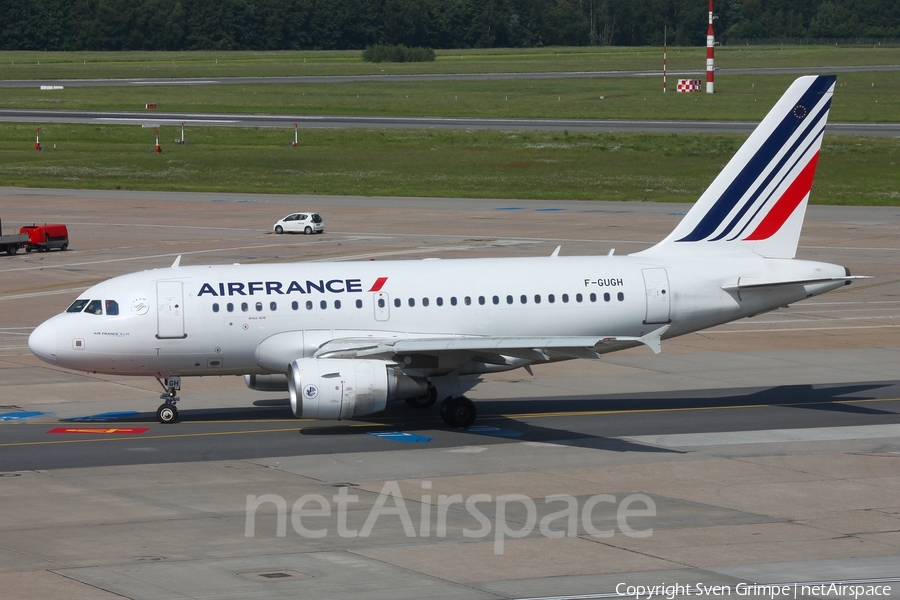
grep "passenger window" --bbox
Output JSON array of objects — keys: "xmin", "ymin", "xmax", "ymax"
[
  {"xmin": 306, "ymin": 301, "xmax": 313, "ymax": 310},
  {"xmin": 492, "ymin": 295, "xmax": 499, "ymax": 305},
  {"xmin": 534, "ymin": 295, "xmax": 541, "ymax": 304},
  {"xmin": 255, "ymin": 302, "xmax": 263, "ymax": 312},
  {"xmin": 408, "ymin": 298, "xmax": 415, "ymax": 307},
  {"xmin": 292, "ymin": 301, "xmax": 299, "ymax": 310},
  {"xmin": 506, "ymin": 295, "xmax": 513, "ymax": 304},
  {"xmin": 422, "ymin": 298, "xmax": 429, "ymax": 307},
  {"xmin": 437, "ymin": 297, "xmax": 443, "ymax": 306},
  {"xmin": 617, "ymin": 292, "xmax": 625, "ymax": 301},
  {"xmin": 478, "ymin": 296, "xmax": 485, "ymax": 305},
  {"xmin": 562, "ymin": 294, "xmax": 569, "ymax": 303},
  {"xmin": 213, "ymin": 303, "xmax": 220, "ymax": 313},
  {"xmin": 576, "ymin": 293, "xmax": 583, "ymax": 302},
  {"xmin": 320, "ymin": 300, "xmax": 327, "ymax": 310},
  {"xmin": 241, "ymin": 302, "xmax": 249, "ymax": 312},
  {"xmin": 105, "ymin": 300, "xmax": 119, "ymax": 315},
  {"xmin": 394, "ymin": 298, "xmax": 401, "ymax": 308},
  {"xmin": 548, "ymin": 294, "xmax": 555, "ymax": 304},
  {"xmin": 335, "ymin": 300, "xmax": 341, "ymax": 309},
  {"xmin": 464, "ymin": 296, "xmax": 471, "ymax": 306},
  {"xmin": 85, "ymin": 299, "xmax": 103, "ymax": 315},
  {"xmin": 270, "ymin": 302, "xmax": 277, "ymax": 311},
  {"xmin": 590, "ymin": 293, "xmax": 597, "ymax": 302},
  {"xmin": 66, "ymin": 299, "xmax": 90, "ymax": 313},
  {"xmin": 604, "ymin": 293, "xmax": 610, "ymax": 302},
  {"xmin": 520, "ymin": 295, "xmax": 527, "ymax": 304},
  {"xmin": 227, "ymin": 303, "xmax": 234, "ymax": 312},
  {"xmin": 356, "ymin": 299, "xmax": 363, "ymax": 308},
  {"xmin": 450, "ymin": 297, "xmax": 458, "ymax": 306}
]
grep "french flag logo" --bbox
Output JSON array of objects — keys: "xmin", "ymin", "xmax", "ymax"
[{"xmin": 368, "ymin": 277, "xmax": 388, "ymax": 292}]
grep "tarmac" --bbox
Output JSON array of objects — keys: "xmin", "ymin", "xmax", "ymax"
[{"xmin": 0, "ymin": 188, "xmax": 899, "ymax": 599}]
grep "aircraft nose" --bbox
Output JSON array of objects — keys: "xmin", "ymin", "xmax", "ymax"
[{"xmin": 28, "ymin": 321, "xmax": 58, "ymax": 365}]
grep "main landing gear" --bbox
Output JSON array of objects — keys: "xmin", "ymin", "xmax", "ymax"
[
  {"xmin": 155, "ymin": 375, "xmax": 181, "ymax": 424},
  {"xmin": 439, "ymin": 396, "xmax": 476, "ymax": 428}
]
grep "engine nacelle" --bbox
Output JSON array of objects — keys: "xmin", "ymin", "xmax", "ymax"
[
  {"xmin": 288, "ymin": 358, "xmax": 427, "ymax": 420},
  {"xmin": 244, "ymin": 374, "xmax": 289, "ymax": 392}
]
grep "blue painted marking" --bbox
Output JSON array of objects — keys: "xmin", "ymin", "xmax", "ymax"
[
  {"xmin": 368, "ymin": 431, "xmax": 432, "ymax": 443},
  {"xmin": 535, "ymin": 208, "xmax": 564, "ymax": 212},
  {"xmin": 63, "ymin": 411, "xmax": 141, "ymax": 423},
  {"xmin": 464, "ymin": 425, "xmax": 524, "ymax": 438},
  {"xmin": 0, "ymin": 411, "xmax": 46, "ymax": 422},
  {"xmin": 495, "ymin": 207, "xmax": 525, "ymax": 211}
]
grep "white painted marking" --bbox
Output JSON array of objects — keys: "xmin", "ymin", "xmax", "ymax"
[{"xmin": 626, "ymin": 423, "xmax": 900, "ymax": 448}]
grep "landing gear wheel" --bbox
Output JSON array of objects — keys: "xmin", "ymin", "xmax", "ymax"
[
  {"xmin": 304, "ymin": 226, "xmax": 313, "ymax": 235},
  {"xmin": 157, "ymin": 403, "xmax": 178, "ymax": 424},
  {"xmin": 405, "ymin": 384, "xmax": 438, "ymax": 408},
  {"xmin": 275, "ymin": 225, "xmax": 284, "ymax": 234},
  {"xmin": 439, "ymin": 396, "xmax": 476, "ymax": 428}
]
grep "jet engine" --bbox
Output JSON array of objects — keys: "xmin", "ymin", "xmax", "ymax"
[{"xmin": 288, "ymin": 358, "xmax": 428, "ymax": 420}]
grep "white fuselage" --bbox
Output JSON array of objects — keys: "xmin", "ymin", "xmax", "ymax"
[{"xmin": 30, "ymin": 253, "xmax": 847, "ymax": 378}]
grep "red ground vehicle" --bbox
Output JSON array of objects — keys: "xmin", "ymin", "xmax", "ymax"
[{"xmin": 21, "ymin": 223, "xmax": 69, "ymax": 252}]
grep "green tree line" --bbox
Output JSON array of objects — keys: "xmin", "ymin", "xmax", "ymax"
[{"xmin": 1, "ymin": 0, "xmax": 898, "ymax": 51}]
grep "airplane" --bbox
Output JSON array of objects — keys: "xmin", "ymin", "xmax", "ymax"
[{"xmin": 29, "ymin": 75, "xmax": 859, "ymax": 428}]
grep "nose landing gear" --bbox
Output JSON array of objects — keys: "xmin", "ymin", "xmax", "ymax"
[{"xmin": 155, "ymin": 375, "xmax": 181, "ymax": 424}]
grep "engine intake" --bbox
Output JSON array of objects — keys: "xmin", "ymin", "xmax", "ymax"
[{"xmin": 288, "ymin": 358, "xmax": 427, "ymax": 420}]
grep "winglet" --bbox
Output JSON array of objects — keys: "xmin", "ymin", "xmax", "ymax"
[
  {"xmin": 639, "ymin": 325, "xmax": 670, "ymax": 355},
  {"xmin": 171, "ymin": 255, "xmax": 181, "ymax": 268},
  {"xmin": 551, "ymin": 246, "xmax": 561, "ymax": 257}
]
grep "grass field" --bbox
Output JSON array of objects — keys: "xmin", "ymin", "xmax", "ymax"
[
  {"xmin": 2, "ymin": 72, "xmax": 898, "ymax": 122},
  {"xmin": 1, "ymin": 45, "xmax": 899, "ymax": 79},
  {"xmin": 1, "ymin": 123, "xmax": 896, "ymax": 205},
  {"xmin": 0, "ymin": 46, "xmax": 897, "ymax": 204}
]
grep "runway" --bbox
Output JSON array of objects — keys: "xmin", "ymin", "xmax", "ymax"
[
  {"xmin": 0, "ymin": 189, "xmax": 899, "ymax": 599},
  {"xmin": 2, "ymin": 108, "xmax": 899, "ymax": 136},
  {"xmin": 1, "ymin": 64, "xmax": 898, "ymax": 88}
]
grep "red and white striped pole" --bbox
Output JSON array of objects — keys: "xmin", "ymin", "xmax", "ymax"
[
  {"xmin": 293, "ymin": 123, "xmax": 299, "ymax": 147},
  {"xmin": 706, "ymin": 0, "xmax": 715, "ymax": 94},
  {"xmin": 35, "ymin": 127, "xmax": 41, "ymax": 151},
  {"xmin": 180, "ymin": 122, "xmax": 185, "ymax": 145},
  {"xmin": 663, "ymin": 25, "xmax": 667, "ymax": 93},
  {"xmin": 154, "ymin": 129, "xmax": 161, "ymax": 154}
]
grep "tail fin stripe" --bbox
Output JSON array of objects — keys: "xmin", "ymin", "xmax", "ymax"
[
  {"xmin": 727, "ymin": 125, "xmax": 825, "ymax": 241},
  {"xmin": 711, "ymin": 102, "xmax": 829, "ymax": 242},
  {"xmin": 675, "ymin": 76, "xmax": 835, "ymax": 243},
  {"xmin": 743, "ymin": 151, "xmax": 820, "ymax": 241}
]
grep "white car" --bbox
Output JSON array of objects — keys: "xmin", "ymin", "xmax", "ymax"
[{"xmin": 273, "ymin": 212, "xmax": 324, "ymax": 235}]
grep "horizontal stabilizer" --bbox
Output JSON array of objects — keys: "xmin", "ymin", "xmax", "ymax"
[{"xmin": 721, "ymin": 276, "xmax": 869, "ymax": 292}]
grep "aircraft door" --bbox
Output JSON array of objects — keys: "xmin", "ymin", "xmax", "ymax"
[
  {"xmin": 157, "ymin": 281, "xmax": 187, "ymax": 339},
  {"xmin": 374, "ymin": 292, "xmax": 390, "ymax": 321},
  {"xmin": 642, "ymin": 268, "xmax": 671, "ymax": 324}
]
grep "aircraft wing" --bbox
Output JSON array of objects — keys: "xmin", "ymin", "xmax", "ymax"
[{"xmin": 314, "ymin": 326, "xmax": 669, "ymax": 363}]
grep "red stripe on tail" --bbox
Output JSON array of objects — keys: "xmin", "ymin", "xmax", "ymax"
[{"xmin": 744, "ymin": 152, "xmax": 820, "ymax": 241}]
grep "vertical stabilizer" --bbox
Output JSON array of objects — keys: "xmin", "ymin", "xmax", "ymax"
[{"xmin": 637, "ymin": 75, "xmax": 835, "ymax": 259}]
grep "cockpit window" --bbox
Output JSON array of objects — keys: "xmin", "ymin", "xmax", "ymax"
[
  {"xmin": 66, "ymin": 299, "xmax": 90, "ymax": 313},
  {"xmin": 105, "ymin": 300, "xmax": 119, "ymax": 316},
  {"xmin": 85, "ymin": 299, "xmax": 103, "ymax": 315}
]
